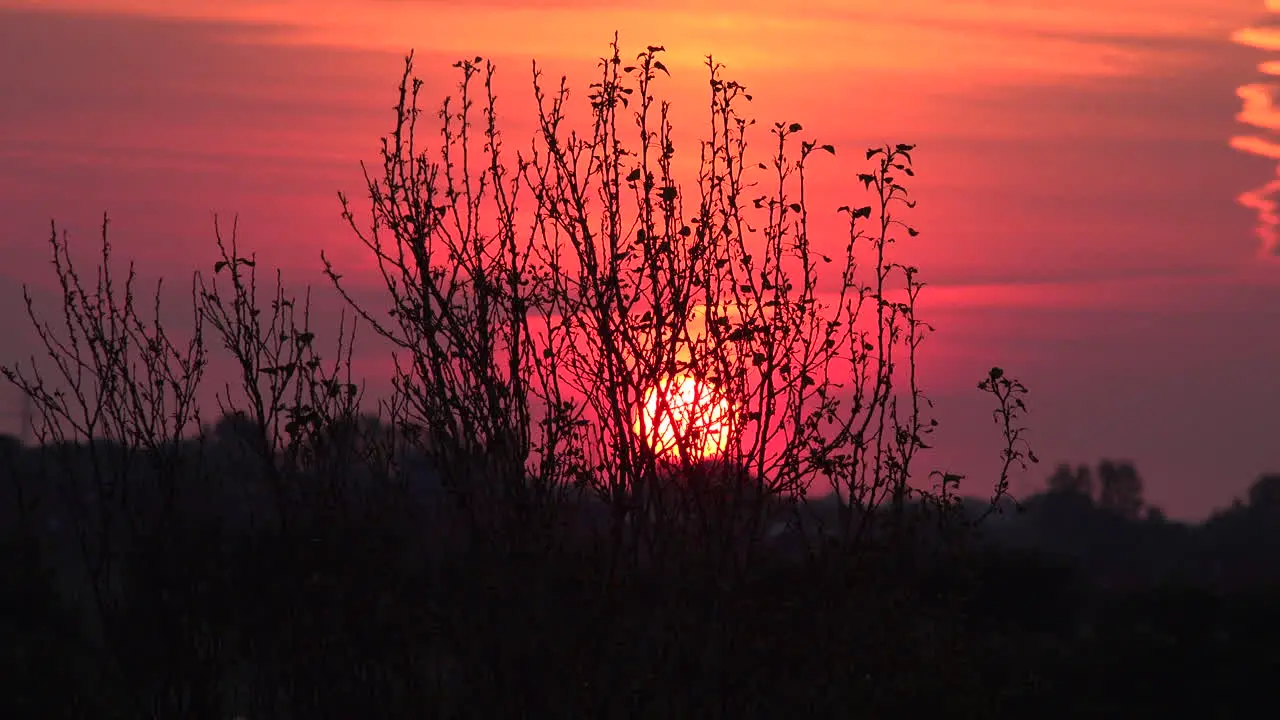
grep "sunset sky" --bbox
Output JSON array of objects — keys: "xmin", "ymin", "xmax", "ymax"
[{"xmin": 1, "ymin": 0, "xmax": 1277, "ymax": 519}]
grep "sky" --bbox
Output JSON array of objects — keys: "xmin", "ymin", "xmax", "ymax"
[{"xmin": 1, "ymin": 0, "xmax": 1278, "ymax": 519}]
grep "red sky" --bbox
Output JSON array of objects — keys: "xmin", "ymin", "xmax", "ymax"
[{"xmin": 1, "ymin": 0, "xmax": 1277, "ymax": 519}]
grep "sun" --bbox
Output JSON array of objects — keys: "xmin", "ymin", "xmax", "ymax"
[{"xmin": 634, "ymin": 373, "xmax": 734, "ymax": 460}]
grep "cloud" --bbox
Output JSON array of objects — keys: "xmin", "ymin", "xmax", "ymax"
[
  {"xmin": 1230, "ymin": 6, "xmax": 1280, "ymax": 258},
  {"xmin": 0, "ymin": 0, "xmax": 1237, "ymax": 79},
  {"xmin": 0, "ymin": 8, "xmax": 412, "ymax": 283}
]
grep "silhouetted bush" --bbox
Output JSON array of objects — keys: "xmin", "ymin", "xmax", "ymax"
[{"xmin": 3, "ymin": 40, "xmax": 1276, "ymax": 719}]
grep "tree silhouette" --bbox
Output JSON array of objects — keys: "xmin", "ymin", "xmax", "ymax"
[
  {"xmin": 1247, "ymin": 473, "xmax": 1280, "ymax": 509},
  {"xmin": 1047, "ymin": 462, "xmax": 1093, "ymax": 499},
  {"xmin": 0, "ymin": 40, "xmax": 1071, "ymax": 718},
  {"xmin": 1098, "ymin": 459, "xmax": 1143, "ymax": 520}
]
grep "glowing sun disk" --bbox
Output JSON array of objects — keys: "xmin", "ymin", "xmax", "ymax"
[{"xmin": 634, "ymin": 373, "xmax": 733, "ymax": 460}]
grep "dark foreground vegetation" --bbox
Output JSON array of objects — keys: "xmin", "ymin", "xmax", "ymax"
[
  {"xmin": 2, "ymin": 432, "xmax": 1279, "ymax": 718},
  {"xmin": 2, "ymin": 43, "xmax": 1276, "ymax": 718}
]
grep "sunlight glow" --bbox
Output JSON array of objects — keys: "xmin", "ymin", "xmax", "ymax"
[{"xmin": 634, "ymin": 373, "xmax": 733, "ymax": 461}]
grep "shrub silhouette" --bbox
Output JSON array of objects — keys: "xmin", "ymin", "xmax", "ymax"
[{"xmin": 0, "ymin": 40, "xmax": 1076, "ymax": 718}]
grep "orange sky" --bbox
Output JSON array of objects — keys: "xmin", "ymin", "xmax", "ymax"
[
  {"xmin": 0, "ymin": 0, "xmax": 1277, "ymax": 519},
  {"xmin": 0, "ymin": 0, "xmax": 1251, "ymax": 73}
]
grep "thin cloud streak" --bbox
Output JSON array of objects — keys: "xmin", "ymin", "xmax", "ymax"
[
  {"xmin": 1231, "ymin": 3, "xmax": 1280, "ymax": 257},
  {"xmin": 0, "ymin": 0, "xmax": 1252, "ymax": 79}
]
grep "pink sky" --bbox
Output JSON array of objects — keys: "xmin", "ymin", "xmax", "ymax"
[{"xmin": 1, "ymin": 0, "xmax": 1277, "ymax": 519}]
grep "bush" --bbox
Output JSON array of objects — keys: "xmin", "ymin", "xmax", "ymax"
[{"xmin": 2, "ymin": 41, "xmax": 1034, "ymax": 717}]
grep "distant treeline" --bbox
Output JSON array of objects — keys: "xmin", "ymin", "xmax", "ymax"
[{"xmin": 1, "ymin": 423, "xmax": 1277, "ymax": 718}]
